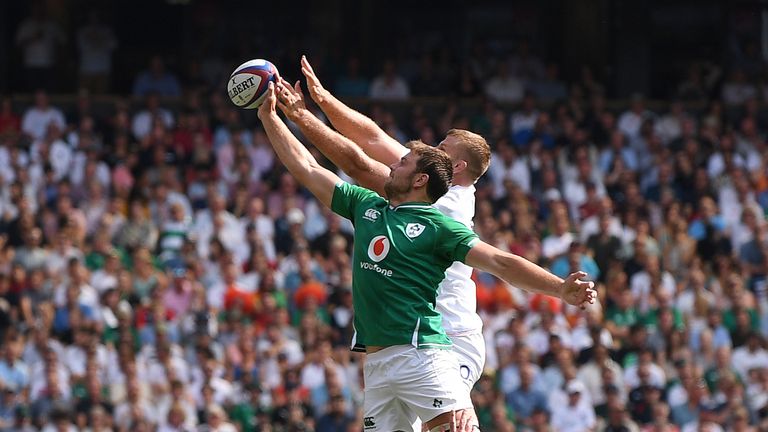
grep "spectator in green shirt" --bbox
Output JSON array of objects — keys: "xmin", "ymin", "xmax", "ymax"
[{"xmin": 606, "ymin": 286, "xmax": 638, "ymax": 342}]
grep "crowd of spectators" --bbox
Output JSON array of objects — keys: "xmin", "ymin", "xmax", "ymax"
[{"xmin": 3, "ymin": 5, "xmax": 768, "ymax": 431}]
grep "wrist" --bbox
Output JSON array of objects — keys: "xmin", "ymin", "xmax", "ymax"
[
  {"xmin": 290, "ymin": 107, "xmax": 311, "ymax": 123},
  {"xmin": 315, "ymin": 89, "xmax": 331, "ymax": 106},
  {"xmin": 258, "ymin": 110, "xmax": 278, "ymax": 122},
  {"xmin": 556, "ymin": 279, "xmax": 567, "ymax": 301}
]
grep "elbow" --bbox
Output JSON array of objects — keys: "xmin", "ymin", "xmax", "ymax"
[
  {"xmin": 349, "ymin": 161, "xmax": 370, "ymax": 180},
  {"xmin": 495, "ymin": 253, "xmax": 533, "ymax": 284},
  {"xmin": 295, "ymin": 165, "xmax": 315, "ymax": 185},
  {"xmin": 341, "ymin": 144, "xmax": 372, "ymax": 175},
  {"xmin": 351, "ymin": 153, "xmax": 368, "ymax": 171},
  {"xmin": 488, "ymin": 253, "xmax": 513, "ymax": 280},
  {"xmin": 298, "ymin": 159, "xmax": 326, "ymax": 183}
]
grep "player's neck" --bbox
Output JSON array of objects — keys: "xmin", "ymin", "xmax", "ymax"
[
  {"xmin": 453, "ymin": 179, "xmax": 475, "ymax": 187},
  {"xmin": 452, "ymin": 175, "xmax": 473, "ymax": 187}
]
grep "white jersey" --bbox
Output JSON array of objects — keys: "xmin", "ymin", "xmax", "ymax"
[{"xmin": 432, "ymin": 184, "xmax": 483, "ymax": 335}]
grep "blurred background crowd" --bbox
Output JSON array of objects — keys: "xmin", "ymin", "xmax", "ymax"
[{"xmin": 1, "ymin": 0, "xmax": 768, "ymax": 431}]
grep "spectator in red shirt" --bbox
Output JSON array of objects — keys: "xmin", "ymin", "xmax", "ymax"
[{"xmin": 0, "ymin": 98, "xmax": 20, "ymax": 136}]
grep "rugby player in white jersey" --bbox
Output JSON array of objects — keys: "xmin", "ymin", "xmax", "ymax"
[
  {"xmin": 263, "ymin": 79, "xmax": 596, "ymax": 432},
  {"xmin": 271, "ymin": 56, "xmax": 489, "ymax": 430}
]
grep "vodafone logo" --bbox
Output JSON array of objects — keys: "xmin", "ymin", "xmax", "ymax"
[{"xmin": 367, "ymin": 235, "xmax": 390, "ymax": 262}]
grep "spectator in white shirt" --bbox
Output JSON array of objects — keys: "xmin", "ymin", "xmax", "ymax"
[
  {"xmin": 31, "ymin": 123, "xmax": 72, "ymax": 183},
  {"xmin": 485, "ymin": 60, "xmax": 525, "ymax": 104},
  {"xmin": 157, "ymin": 402, "xmax": 193, "ymax": 432},
  {"xmin": 541, "ymin": 207, "xmax": 574, "ymax": 261},
  {"xmin": 131, "ymin": 93, "xmax": 175, "ymax": 140},
  {"xmin": 200, "ymin": 404, "xmax": 237, "ymax": 432},
  {"xmin": 90, "ymin": 250, "xmax": 120, "ymax": 293},
  {"xmin": 54, "ymin": 257, "xmax": 97, "ymax": 305},
  {"xmin": 76, "ymin": 11, "xmax": 118, "ymax": 94},
  {"xmin": 550, "ymin": 380, "xmax": 597, "ymax": 432},
  {"xmin": 675, "ymin": 269, "xmax": 715, "ymax": 322},
  {"xmin": 190, "ymin": 356, "xmax": 235, "ymax": 408},
  {"xmin": 721, "ymin": 69, "xmax": 757, "ymax": 106},
  {"xmin": 623, "ymin": 352, "xmax": 667, "ymax": 391},
  {"xmin": 488, "ymin": 141, "xmax": 531, "ymax": 198},
  {"xmin": 21, "ymin": 90, "xmax": 66, "ymax": 142},
  {"xmin": 655, "ymin": 99, "xmax": 691, "ymax": 145},
  {"xmin": 69, "ymin": 145, "xmax": 112, "ymax": 192},
  {"xmin": 155, "ymin": 380, "xmax": 197, "ymax": 431},
  {"xmin": 193, "ymin": 194, "xmax": 246, "ymax": 265},
  {"xmin": 617, "ymin": 93, "xmax": 655, "ymax": 142},
  {"xmin": 14, "ymin": 227, "xmax": 47, "ymax": 272},
  {"xmin": 579, "ymin": 197, "xmax": 623, "ymax": 243},
  {"xmin": 562, "ymin": 155, "xmax": 606, "ymax": 221},
  {"xmin": 509, "ymin": 93, "xmax": 539, "ymax": 134},
  {"xmin": 113, "ymin": 376, "xmax": 155, "ymax": 431},
  {"xmin": 29, "ymin": 348, "xmax": 70, "ymax": 404},
  {"xmin": 241, "ymin": 197, "xmax": 276, "ymax": 262},
  {"xmin": 577, "ymin": 344, "xmax": 625, "ymax": 406},
  {"xmin": 630, "ymin": 255, "xmax": 676, "ymax": 314},
  {"xmin": 369, "ymin": 60, "xmax": 410, "ymax": 101},
  {"xmin": 0, "ymin": 332, "xmax": 30, "ymax": 394},
  {"xmin": 732, "ymin": 332, "xmax": 768, "ymax": 381},
  {"xmin": 14, "ymin": 5, "xmax": 65, "ymax": 92},
  {"xmin": 149, "ymin": 181, "xmax": 193, "ymax": 228}
]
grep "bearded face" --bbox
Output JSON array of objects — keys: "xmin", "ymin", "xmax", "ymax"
[{"xmin": 384, "ymin": 170, "xmax": 415, "ymax": 200}]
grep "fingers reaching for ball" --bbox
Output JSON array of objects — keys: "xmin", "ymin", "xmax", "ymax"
[
  {"xmin": 276, "ymin": 79, "xmax": 292, "ymax": 102},
  {"xmin": 274, "ymin": 78, "xmax": 308, "ymax": 121},
  {"xmin": 300, "ymin": 55, "xmax": 326, "ymax": 104},
  {"xmin": 257, "ymin": 82, "xmax": 277, "ymax": 119}
]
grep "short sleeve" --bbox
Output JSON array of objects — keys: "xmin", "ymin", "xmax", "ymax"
[
  {"xmin": 436, "ymin": 218, "xmax": 480, "ymax": 263},
  {"xmin": 331, "ymin": 182, "xmax": 381, "ymax": 221}
]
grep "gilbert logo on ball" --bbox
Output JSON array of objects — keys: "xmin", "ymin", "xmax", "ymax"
[{"xmin": 227, "ymin": 59, "xmax": 279, "ymax": 109}]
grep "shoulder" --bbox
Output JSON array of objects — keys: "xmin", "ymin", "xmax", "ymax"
[
  {"xmin": 426, "ymin": 208, "xmax": 475, "ymax": 236},
  {"xmin": 436, "ymin": 185, "xmax": 475, "ymax": 205},
  {"xmin": 336, "ymin": 181, "xmax": 386, "ymax": 202},
  {"xmin": 332, "ymin": 182, "xmax": 388, "ymax": 218},
  {"xmin": 433, "ymin": 185, "xmax": 476, "ymax": 224}
]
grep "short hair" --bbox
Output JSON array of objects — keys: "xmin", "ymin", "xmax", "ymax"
[
  {"xmin": 406, "ymin": 140, "xmax": 454, "ymax": 203},
  {"xmin": 446, "ymin": 129, "xmax": 490, "ymax": 182}
]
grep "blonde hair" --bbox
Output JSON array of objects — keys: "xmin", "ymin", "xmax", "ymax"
[{"xmin": 446, "ymin": 129, "xmax": 491, "ymax": 182}]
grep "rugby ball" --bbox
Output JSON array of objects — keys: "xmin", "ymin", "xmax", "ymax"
[{"xmin": 227, "ymin": 59, "xmax": 279, "ymax": 109}]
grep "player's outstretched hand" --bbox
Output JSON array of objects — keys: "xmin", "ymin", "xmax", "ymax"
[
  {"xmin": 560, "ymin": 271, "xmax": 597, "ymax": 309},
  {"xmin": 275, "ymin": 77, "xmax": 308, "ymax": 122},
  {"xmin": 301, "ymin": 55, "xmax": 328, "ymax": 105},
  {"xmin": 455, "ymin": 408, "xmax": 479, "ymax": 432},
  {"xmin": 257, "ymin": 82, "xmax": 278, "ymax": 120}
]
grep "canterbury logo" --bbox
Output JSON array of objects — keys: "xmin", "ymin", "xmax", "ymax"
[
  {"xmin": 363, "ymin": 208, "xmax": 380, "ymax": 221},
  {"xmin": 367, "ymin": 235, "xmax": 390, "ymax": 262}
]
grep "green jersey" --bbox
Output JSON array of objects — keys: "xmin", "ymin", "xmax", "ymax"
[{"xmin": 331, "ymin": 182, "xmax": 479, "ymax": 350}]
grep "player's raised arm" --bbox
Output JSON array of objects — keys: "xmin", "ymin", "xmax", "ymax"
[
  {"xmin": 257, "ymin": 82, "xmax": 341, "ymax": 209},
  {"xmin": 301, "ymin": 55, "xmax": 405, "ymax": 166},
  {"xmin": 275, "ymin": 78, "xmax": 390, "ymax": 196},
  {"xmin": 464, "ymin": 241, "xmax": 597, "ymax": 309}
]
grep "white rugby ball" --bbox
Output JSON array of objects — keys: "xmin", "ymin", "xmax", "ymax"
[{"xmin": 227, "ymin": 59, "xmax": 279, "ymax": 109}]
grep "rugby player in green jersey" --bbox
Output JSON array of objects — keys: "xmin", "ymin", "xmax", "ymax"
[{"xmin": 258, "ymin": 82, "xmax": 596, "ymax": 432}]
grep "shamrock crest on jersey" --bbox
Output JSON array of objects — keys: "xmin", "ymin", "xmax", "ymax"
[{"xmin": 405, "ymin": 223, "xmax": 426, "ymax": 238}]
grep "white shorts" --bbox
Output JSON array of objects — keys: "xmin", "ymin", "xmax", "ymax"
[
  {"xmin": 451, "ymin": 332, "xmax": 486, "ymax": 393},
  {"xmin": 363, "ymin": 345, "xmax": 468, "ymax": 432}
]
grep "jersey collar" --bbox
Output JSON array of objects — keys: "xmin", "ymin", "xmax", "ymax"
[{"xmin": 389, "ymin": 201, "xmax": 432, "ymax": 211}]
